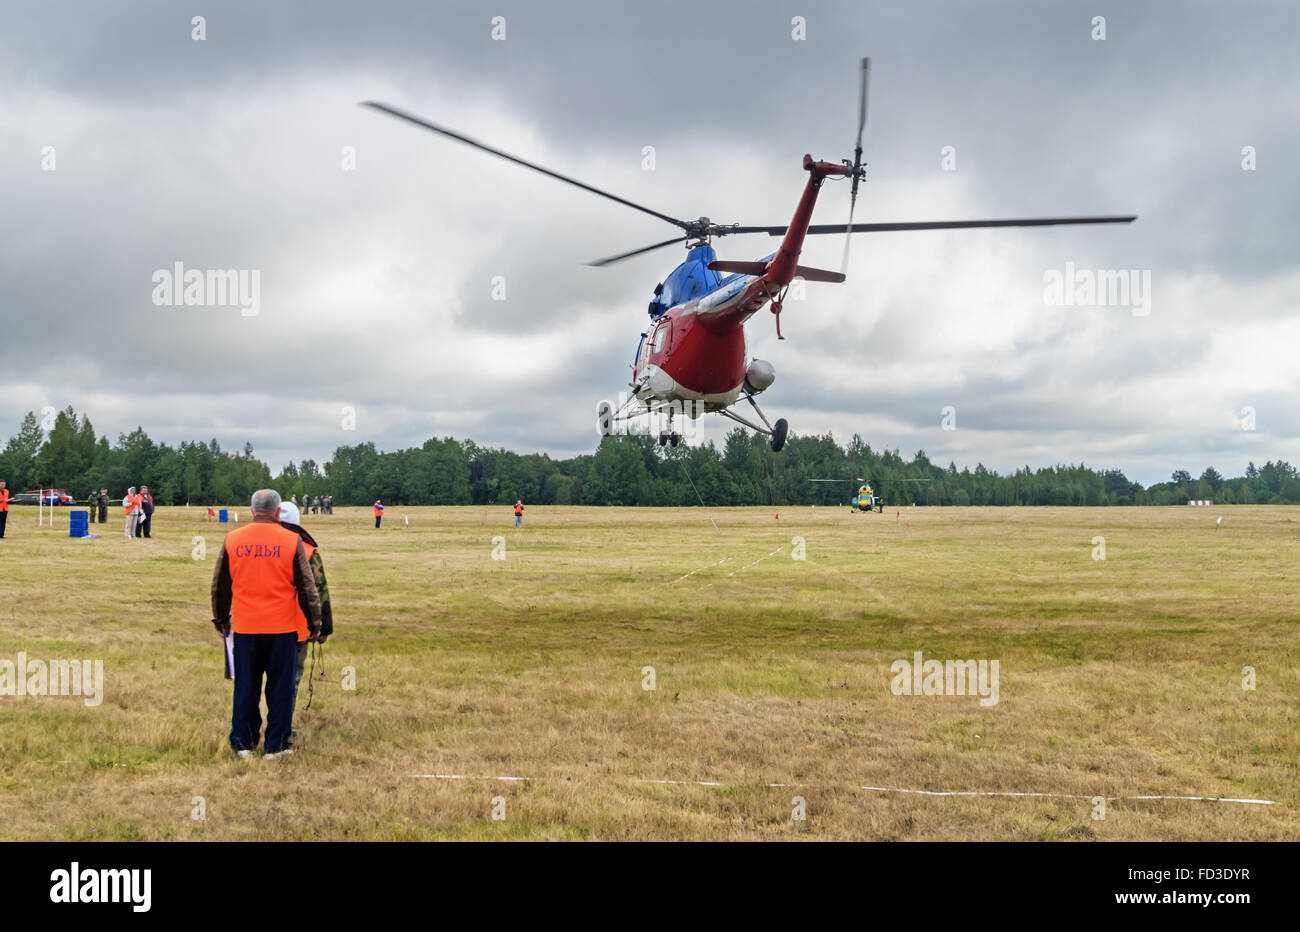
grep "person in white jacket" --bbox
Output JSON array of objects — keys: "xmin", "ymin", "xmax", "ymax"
[{"xmin": 123, "ymin": 486, "xmax": 141, "ymax": 539}]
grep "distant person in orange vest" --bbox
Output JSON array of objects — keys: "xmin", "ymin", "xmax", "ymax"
[
  {"xmin": 277, "ymin": 500, "xmax": 334, "ymax": 719},
  {"xmin": 210, "ymin": 489, "xmax": 320, "ymax": 759},
  {"xmin": 0, "ymin": 480, "xmax": 10, "ymax": 539},
  {"xmin": 123, "ymin": 487, "xmax": 143, "ymax": 539},
  {"xmin": 514, "ymin": 500, "xmax": 524, "ymax": 528},
  {"xmin": 373, "ymin": 500, "xmax": 383, "ymax": 529}
]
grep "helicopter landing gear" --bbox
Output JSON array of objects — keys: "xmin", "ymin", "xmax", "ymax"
[
  {"xmin": 659, "ymin": 407, "xmax": 680, "ymax": 447},
  {"xmin": 718, "ymin": 394, "xmax": 789, "ymax": 452},
  {"xmin": 770, "ymin": 417, "xmax": 789, "ymax": 453}
]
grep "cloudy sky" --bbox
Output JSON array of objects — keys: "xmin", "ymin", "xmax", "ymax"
[{"xmin": 2, "ymin": 0, "xmax": 1296, "ymax": 483}]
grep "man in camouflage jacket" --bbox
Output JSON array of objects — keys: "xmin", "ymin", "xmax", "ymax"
[{"xmin": 276, "ymin": 500, "xmax": 334, "ymax": 715}]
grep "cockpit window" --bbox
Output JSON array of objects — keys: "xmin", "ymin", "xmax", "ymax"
[{"xmin": 651, "ymin": 322, "xmax": 668, "ymax": 354}]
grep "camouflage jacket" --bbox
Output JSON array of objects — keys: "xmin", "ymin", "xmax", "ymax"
[{"xmin": 282, "ymin": 522, "xmax": 334, "ymax": 638}]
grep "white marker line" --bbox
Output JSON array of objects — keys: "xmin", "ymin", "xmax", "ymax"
[
  {"xmin": 858, "ymin": 785, "xmax": 1274, "ymax": 804},
  {"xmin": 672, "ymin": 556, "xmax": 729, "ymax": 584},
  {"xmin": 726, "ymin": 546, "xmax": 784, "ymax": 577},
  {"xmin": 414, "ymin": 775, "xmax": 1275, "ymax": 805}
]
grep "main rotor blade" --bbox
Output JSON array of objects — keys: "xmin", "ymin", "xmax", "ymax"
[
  {"xmin": 818, "ymin": 216, "xmax": 1139, "ymax": 235},
  {"xmin": 362, "ymin": 101, "xmax": 689, "ymax": 231},
  {"xmin": 730, "ymin": 216, "xmax": 1137, "ymax": 237},
  {"xmin": 587, "ymin": 236, "xmax": 689, "ymax": 268}
]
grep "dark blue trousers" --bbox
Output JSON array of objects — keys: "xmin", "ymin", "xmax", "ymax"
[{"xmin": 230, "ymin": 631, "xmax": 298, "ymax": 753}]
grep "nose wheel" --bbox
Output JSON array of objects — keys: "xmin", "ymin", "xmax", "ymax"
[{"xmin": 658, "ymin": 406, "xmax": 681, "ymax": 447}]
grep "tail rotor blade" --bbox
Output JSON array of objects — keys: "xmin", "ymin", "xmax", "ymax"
[
  {"xmin": 842, "ymin": 57, "xmax": 870, "ymax": 275},
  {"xmin": 853, "ymin": 57, "xmax": 870, "ymax": 179},
  {"xmin": 840, "ymin": 187, "xmax": 859, "ymax": 274}
]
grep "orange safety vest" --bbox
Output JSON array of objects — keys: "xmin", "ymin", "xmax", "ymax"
[
  {"xmin": 224, "ymin": 522, "xmax": 304, "ymax": 635},
  {"xmin": 0, "ymin": 489, "xmax": 8, "ymax": 512},
  {"xmin": 123, "ymin": 493, "xmax": 141, "ymax": 514},
  {"xmin": 514, "ymin": 503, "xmax": 523, "ymax": 515},
  {"xmin": 373, "ymin": 503, "xmax": 383, "ymax": 517}
]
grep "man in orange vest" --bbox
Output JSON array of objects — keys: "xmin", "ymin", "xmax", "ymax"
[
  {"xmin": 514, "ymin": 499, "xmax": 524, "ymax": 528},
  {"xmin": 210, "ymin": 489, "xmax": 321, "ymax": 758},
  {"xmin": 373, "ymin": 499, "xmax": 383, "ymax": 529},
  {"xmin": 123, "ymin": 486, "xmax": 143, "ymax": 539},
  {"xmin": 0, "ymin": 480, "xmax": 10, "ymax": 539}
]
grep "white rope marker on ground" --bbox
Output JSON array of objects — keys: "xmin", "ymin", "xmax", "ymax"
[{"xmin": 412, "ymin": 774, "xmax": 1274, "ymax": 806}]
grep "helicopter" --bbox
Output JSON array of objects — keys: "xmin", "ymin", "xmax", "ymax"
[
  {"xmin": 807, "ymin": 477, "xmax": 934, "ymax": 512},
  {"xmin": 363, "ymin": 59, "xmax": 1135, "ymax": 452}
]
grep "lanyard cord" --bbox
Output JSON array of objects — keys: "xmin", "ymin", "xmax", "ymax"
[{"xmin": 303, "ymin": 640, "xmax": 324, "ymax": 711}]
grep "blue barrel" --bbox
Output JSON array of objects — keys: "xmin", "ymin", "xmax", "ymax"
[
  {"xmin": 219, "ymin": 509, "xmax": 229, "ymax": 523},
  {"xmin": 69, "ymin": 510, "xmax": 90, "ymax": 538}
]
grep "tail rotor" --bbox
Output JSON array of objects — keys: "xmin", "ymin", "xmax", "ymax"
[{"xmin": 840, "ymin": 57, "xmax": 870, "ymax": 275}]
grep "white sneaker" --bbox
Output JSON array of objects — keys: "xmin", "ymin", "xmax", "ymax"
[
  {"xmin": 235, "ymin": 749, "xmax": 252, "ymax": 759},
  {"xmin": 264, "ymin": 749, "xmax": 294, "ymax": 760}
]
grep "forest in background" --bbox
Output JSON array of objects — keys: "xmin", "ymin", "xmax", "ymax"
[{"xmin": 4, "ymin": 407, "xmax": 1297, "ymax": 508}]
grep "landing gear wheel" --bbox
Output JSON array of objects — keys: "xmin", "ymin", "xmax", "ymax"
[
  {"xmin": 770, "ymin": 417, "xmax": 789, "ymax": 452},
  {"xmin": 669, "ymin": 432, "xmax": 680, "ymax": 447},
  {"xmin": 658, "ymin": 432, "xmax": 668, "ymax": 446}
]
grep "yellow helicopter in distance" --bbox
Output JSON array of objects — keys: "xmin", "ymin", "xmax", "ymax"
[{"xmin": 807, "ymin": 478, "xmax": 934, "ymax": 512}]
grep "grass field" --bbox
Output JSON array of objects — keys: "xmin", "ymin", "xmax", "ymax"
[{"xmin": 0, "ymin": 503, "xmax": 1296, "ymax": 841}]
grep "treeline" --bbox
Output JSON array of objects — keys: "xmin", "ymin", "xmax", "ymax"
[{"xmin": 4, "ymin": 406, "xmax": 1299, "ymax": 507}]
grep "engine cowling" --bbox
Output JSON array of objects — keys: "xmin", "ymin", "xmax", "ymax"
[{"xmin": 743, "ymin": 358, "xmax": 776, "ymax": 395}]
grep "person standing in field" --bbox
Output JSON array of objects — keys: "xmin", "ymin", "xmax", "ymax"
[
  {"xmin": 139, "ymin": 485, "xmax": 155, "ymax": 538},
  {"xmin": 86, "ymin": 489, "xmax": 97, "ymax": 524},
  {"xmin": 210, "ymin": 489, "xmax": 320, "ymax": 759},
  {"xmin": 373, "ymin": 499, "xmax": 383, "ymax": 529},
  {"xmin": 276, "ymin": 500, "xmax": 334, "ymax": 718},
  {"xmin": 123, "ymin": 487, "xmax": 142, "ymax": 539},
  {"xmin": 97, "ymin": 488, "xmax": 109, "ymax": 525},
  {"xmin": 0, "ymin": 480, "xmax": 10, "ymax": 539},
  {"xmin": 514, "ymin": 500, "xmax": 524, "ymax": 528}
]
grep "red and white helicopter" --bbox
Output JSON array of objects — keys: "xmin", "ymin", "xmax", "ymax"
[{"xmin": 365, "ymin": 59, "xmax": 1134, "ymax": 451}]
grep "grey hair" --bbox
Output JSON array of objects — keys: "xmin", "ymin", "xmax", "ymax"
[{"xmin": 250, "ymin": 489, "xmax": 282, "ymax": 515}]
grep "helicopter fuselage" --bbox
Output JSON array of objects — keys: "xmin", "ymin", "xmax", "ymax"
[{"xmin": 631, "ymin": 158, "xmax": 849, "ymax": 413}]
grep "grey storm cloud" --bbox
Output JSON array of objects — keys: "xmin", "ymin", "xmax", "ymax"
[{"xmin": 1, "ymin": 0, "xmax": 1297, "ymax": 483}]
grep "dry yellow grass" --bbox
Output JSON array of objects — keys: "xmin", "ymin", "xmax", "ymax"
[{"xmin": 0, "ymin": 503, "xmax": 1296, "ymax": 840}]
